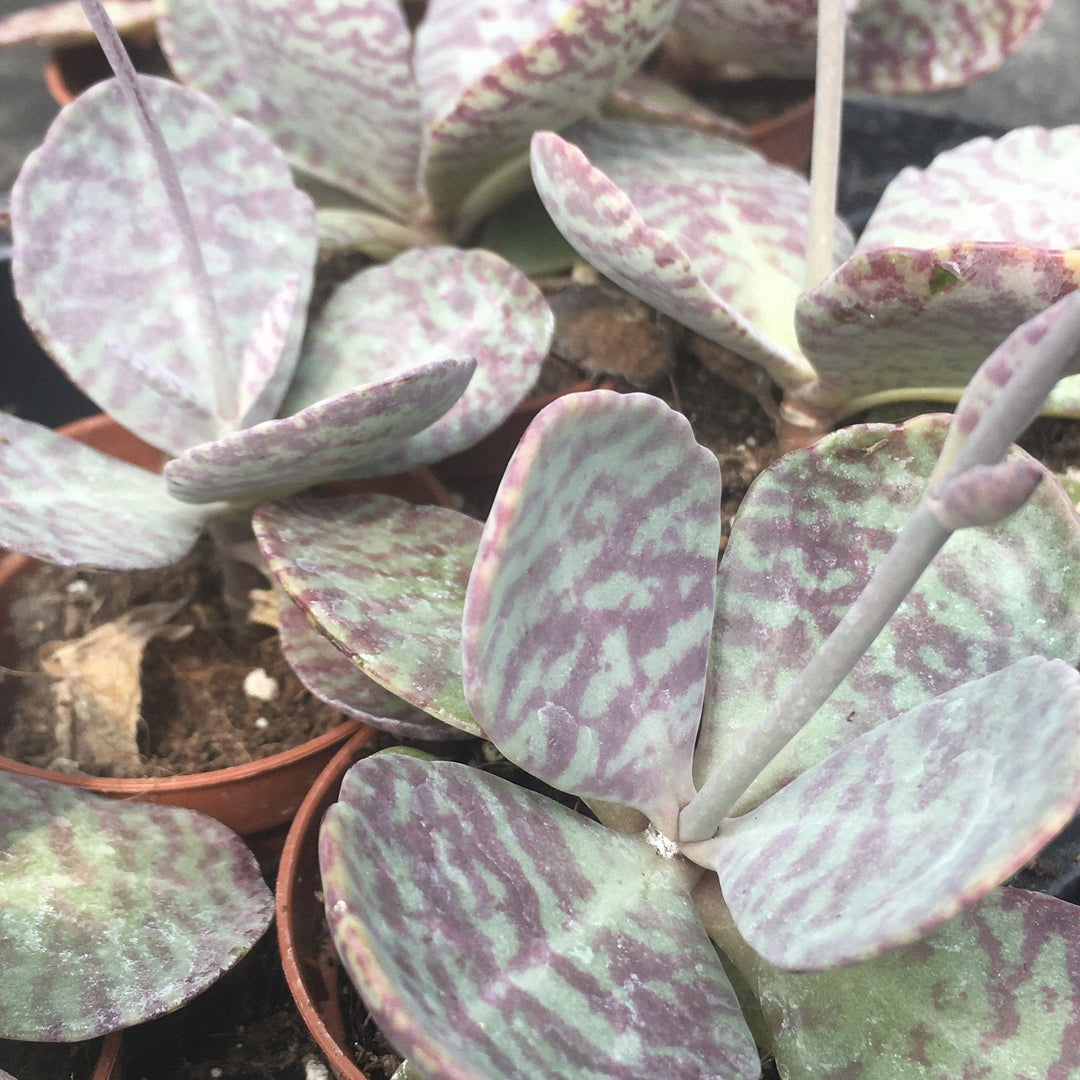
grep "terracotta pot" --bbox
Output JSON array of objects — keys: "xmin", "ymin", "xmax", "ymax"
[
  {"xmin": 0, "ymin": 415, "xmax": 449, "ymax": 851},
  {"xmin": 44, "ymin": 22, "xmax": 163, "ymax": 107},
  {"xmin": 277, "ymin": 727, "xmax": 379, "ymax": 1080},
  {"xmin": 0, "ymin": 1029, "xmax": 122, "ymax": 1080}
]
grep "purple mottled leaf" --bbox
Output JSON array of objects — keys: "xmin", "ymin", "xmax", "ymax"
[
  {"xmin": 0, "ymin": 413, "xmax": 209, "ymax": 569},
  {"xmin": 0, "ymin": 0, "xmax": 155, "ymax": 47},
  {"xmin": 164, "ymin": 357, "xmax": 474, "ymax": 504},
  {"xmin": 284, "ymin": 247, "xmax": 552, "ymax": 474},
  {"xmin": 672, "ymin": 0, "xmax": 1052, "ymax": 93},
  {"xmin": 417, "ymin": 0, "xmax": 680, "ymax": 210},
  {"xmin": 253, "ymin": 494, "xmax": 482, "ymax": 736},
  {"xmin": 696, "ymin": 415, "xmax": 1080, "ymax": 814},
  {"xmin": 11, "ymin": 76, "xmax": 316, "ymax": 455},
  {"xmin": 703, "ymin": 882, "xmax": 1080, "ymax": 1078},
  {"xmin": 463, "ymin": 391, "xmax": 718, "ymax": 838},
  {"xmin": 531, "ymin": 118, "xmax": 850, "ymax": 391},
  {"xmin": 0, "ymin": 771, "xmax": 272, "ymax": 1041},
  {"xmin": 926, "ymin": 460, "xmax": 1044, "ymax": 530},
  {"xmin": 692, "ymin": 658, "xmax": 1080, "ymax": 969},
  {"xmin": 322, "ymin": 753, "xmax": 759, "ymax": 1080},
  {"xmin": 277, "ymin": 595, "xmax": 466, "ymax": 740},
  {"xmin": 159, "ymin": 0, "xmax": 423, "ymax": 218}
]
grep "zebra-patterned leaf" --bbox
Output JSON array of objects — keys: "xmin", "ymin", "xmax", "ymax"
[
  {"xmin": 163, "ymin": 357, "xmax": 474, "ymax": 504},
  {"xmin": 691, "ymin": 658, "xmax": 1080, "ymax": 969},
  {"xmin": 158, "ymin": 0, "xmax": 423, "ymax": 219},
  {"xmin": 11, "ymin": 76, "xmax": 316, "ymax": 455},
  {"xmin": 695, "ymin": 415, "xmax": 1080, "ymax": 815},
  {"xmin": 0, "ymin": 413, "xmax": 209, "ymax": 570},
  {"xmin": 283, "ymin": 247, "xmax": 553, "ymax": 475},
  {"xmin": 0, "ymin": 771, "xmax": 272, "ymax": 1041},
  {"xmin": 321, "ymin": 753, "xmax": 760, "ymax": 1080},
  {"xmin": 463, "ymin": 391, "xmax": 718, "ymax": 838},
  {"xmin": 253, "ymin": 493, "xmax": 482, "ymax": 736}
]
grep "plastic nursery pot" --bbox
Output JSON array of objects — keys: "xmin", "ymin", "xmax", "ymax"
[
  {"xmin": 277, "ymin": 726, "xmax": 381, "ymax": 1080},
  {"xmin": 0, "ymin": 414, "xmax": 450, "ymax": 851}
]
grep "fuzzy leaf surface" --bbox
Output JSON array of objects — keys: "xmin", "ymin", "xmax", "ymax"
[
  {"xmin": 253, "ymin": 494, "xmax": 482, "ymax": 735},
  {"xmin": 696, "ymin": 415, "xmax": 1080, "ymax": 813},
  {"xmin": 321, "ymin": 753, "xmax": 759, "ymax": 1080},
  {"xmin": 531, "ymin": 118, "xmax": 850, "ymax": 389},
  {"xmin": 0, "ymin": 413, "xmax": 210, "ymax": 569},
  {"xmin": 284, "ymin": 247, "xmax": 552, "ymax": 473},
  {"xmin": 164, "ymin": 357, "xmax": 474, "ymax": 504},
  {"xmin": 0, "ymin": 772, "xmax": 272, "ymax": 1041},
  {"xmin": 693, "ymin": 658, "xmax": 1080, "ymax": 969},
  {"xmin": 159, "ymin": 0, "xmax": 422, "ymax": 218},
  {"xmin": 463, "ymin": 392, "xmax": 717, "ymax": 836},
  {"xmin": 11, "ymin": 76, "xmax": 315, "ymax": 455}
]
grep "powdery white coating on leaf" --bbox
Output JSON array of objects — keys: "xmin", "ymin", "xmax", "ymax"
[
  {"xmin": 0, "ymin": 771, "xmax": 272, "ymax": 1041},
  {"xmin": 10, "ymin": 76, "xmax": 316, "ymax": 457},
  {"xmin": 695, "ymin": 658, "xmax": 1080, "ymax": 970},
  {"xmin": 163, "ymin": 357, "xmax": 474, "ymax": 504},
  {"xmin": 253, "ymin": 494, "xmax": 483, "ymax": 736},
  {"xmin": 695, "ymin": 415, "xmax": 1080, "ymax": 814},
  {"xmin": 0, "ymin": 413, "xmax": 210, "ymax": 569},
  {"xmin": 463, "ymin": 391, "xmax": 717, "ymax": 838},
  {"xmin": 159, "ymin": 0, "xmax": 423, "ymax": 218},
  {"xmin": 284, "ymin": 247, "xmax": 552, "ymax": 473},
  {"xmin": 277, "ymin": 599, "xmax": 467, "ymax": 740},
  {"xmin": 322, "ymin": 754, "xmax": 759, "ymax": 1080}
]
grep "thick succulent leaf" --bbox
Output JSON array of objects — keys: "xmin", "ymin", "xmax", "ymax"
[
  {"xmin": 672, "ymin": 0, "xmax": 1052, "ymax": 94},
  {"xmin": 283, "ymin": 247, "xmax": 553, "ymax": 473},
  {"xmin": 163, "ymin": 357, "xmax": 474, "ymax": 504},
  {"xmin": 11, "ymin": 76, "xmax": 315, "ymax": 455},
  {"xmin": 0, "ymin": 771, "xmax": 272, "ymax": 1041},
  {"xmin": 695, "ymin": 415, "xmax": 1080, "ymax": 814},
  {"xmin": 416, "ymin": 0, "xmax": 679, "ymax": 211},
  {"xmin": 531, "ymin": 118, "xmax": 850, "ymax": 390},
  {"xmin": 795, "ymin": 243, "xmax": 1080, "ymax": 416},
  {"xmin": 322, "ymin": 753, "xmax": 759, "ymax": 1080},
  {"xmin": 692, "ymin": 658, "xmax": 1080, "ymax": 969},
  {"xmin": 0, "ymin": 0, "xmax": 156, "ymax": 46},
  {"xmin": 706, "ymin": 883, "xmax": 1080, "ymax": 1079},
  {"xmin": 463, "ymin": 391, "xmax": 718, "ymax": 837},
  {"xmin": 0, "ymin": 413, "xmax": 210, "ymax": 569},
  {"xmin": 158, "ymin": 0, "xmax": 423, "ymax": 219},
  {"xmin": 277, "ymin": 597, "xmax": 467, "ymax": 740},
  {"xmin": 253, "ymin": 494, "xmax": 483, "ymax": 736}
]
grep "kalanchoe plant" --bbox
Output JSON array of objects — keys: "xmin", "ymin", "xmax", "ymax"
[{"xmin": 253, "ymin": 293, "xmax": 1080, "ymax": 1076}]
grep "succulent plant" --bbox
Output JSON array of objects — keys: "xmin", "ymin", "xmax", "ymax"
[{"xmin": 252, "ymin": 292, "xmax": 1080, "ymax": 1076}]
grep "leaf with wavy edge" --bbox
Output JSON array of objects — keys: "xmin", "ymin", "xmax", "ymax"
[
  {"xmin": 0, "ymin": 413, "xmax": 211, "ymax": 570},
  {"xmin": 531, "ymin": 118, "xmax": 850, "ymax": 390},
  {"xmin": 418, "ymin": 0, "xmax": 680, "ymax": 211},
  {"xmin": 672, "ymin": 0, "xmax": 1052, "ymax": 94},
  {"xmin": 690, "ymin": 658, "xmax": 1080, "ymax": 969},
  {"xmin": 164, "ymin": 357, "xmax": 474, "ymax": 504},
  {"xmin": 322, "ymin": 753, "xmax": 759, "ymax": 1080},
  {"xmin": 158, "ymin": 0, "xmax": 423, "ymax": 219},
  {"xmin": 700, "ymin": 880, "xmax": 1080, "ymax": 1079},
  {"xmin": 253, "ymin": 493, "xmax": 482, "ymax": 736},
  {"xmin": 0, "ymin": 771, "xmax": 272, "ymax": 1041},
  {"xmin": 695, "ymin": 415, "xmax": 1080, "ymax": 815},
  {"xmin": 284, "ymin": 247, "xmax": 552, "ymax": 474},
  {"xmin": 463, "ymin": 391, "xmax": 717, "ymax": 838},
  {"xmin": 277, "ymin": 599, "xmax": 463, "ymax": 740},
  {"xmin": 11, "ymin": 76, "xmax": 315, "ymax": 456}
]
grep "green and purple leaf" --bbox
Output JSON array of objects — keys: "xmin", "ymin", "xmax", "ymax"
[
  {"xmin": 690, "ymin": 658, "xmax": 1080, "ymax": 969},
  {"xmin": 11, "ymin": 77, "xmax": 315, "ymax": 457},
  {"xmin": 695, "ymin": 415, "xmax": 1080, "ymax": 814},
  {"xmin": 253, "ymin": 493, "xmax": 483, "ymax": 735},
  {"xmin": 322, "ymin": 753, "xmax": 759, "ymax": 1080},
  {"xmin": 463, "ymin": 391, "xmax": 718, "ymax": 837},
  {"xmin": 283, "ymin": 247, "xmax": 553, "ymax": 474},
  {"xmin": 164, "ymin": 357, "xmax": 474, "ymax": 504},
  {"xmin": 0, "ymin": 771, "xmax": 272, "ymax": 1041},
  {"xmin": 0, "ymin": 413, "xmax": 210, "ymax": 569}
]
